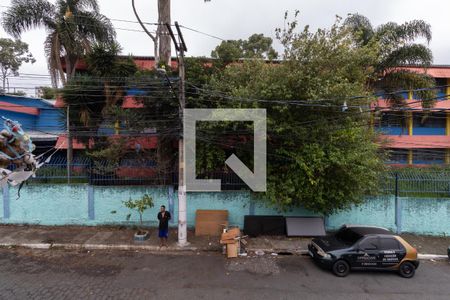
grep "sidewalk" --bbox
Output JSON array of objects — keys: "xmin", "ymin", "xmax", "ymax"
[{"xmin": 0, "ymin": 225, "xmax": 448, "ymax": 259}]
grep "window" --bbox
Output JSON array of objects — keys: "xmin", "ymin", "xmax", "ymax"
[
  {"xmin": 413, "ymin": 113, "xmax": 446, "ymax": 128},
  {"xmin": 435, "ymin": 78, "xmax": 447, "ymax": 100},
  {"xmin": 335, "ymin": 228, "xmax": 362, "ymax": 245},
  {"xmin": 387, "ymin": 148, "xmax": 409, "ymax": 164},
  {"xmin": 379, "ymin": 238, "xmax": 401, "ymax": 250},
  {"xmin": 378, "ymin": 112, "xmax": 405, "ymax": 128},
  {"xmin": 413, "ymin": 149, "xmax": 445, "ymax": 164},
  {"xmin": 377, "ymin": 112, "xmax": 408, "ymax": 135},
  {"xmin": 359, "ymin": 237, "xmax": 379, "ymax": 250}
]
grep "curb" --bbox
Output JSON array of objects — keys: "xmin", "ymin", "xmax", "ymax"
[
  {"xmin": 417, "ymin": 254, "xmax": 449, "ymax": 261},
  {"xmin": 0, "ymin": 242, "xmax": 198, "ymax": 252},
  {"xmin": 247, "ymin": 248, "xmax": 449, "ymax": 261},
  {"xmin": 0, "ymin": 242, "xmax": 448, "ymax": 260},
  {"xmin": 246, "ymin": 248, "xmax": 308, "ymax": 255},
  {"xmin": 0, "ymin": 242, "xmax": 52, "ymax": 249},
  {"xmin": 53, "ymin": 243, "xmax": 198, "ymax": 252}
]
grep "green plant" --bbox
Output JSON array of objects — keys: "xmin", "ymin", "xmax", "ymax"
[
  {"xmin": 2, "ymin": 0, "xmax": 115, "ymax": 86},
  {"xmin": 123, "ymin": 194, "xmax": 154, "ymax": 226},
  {"xmin": 0, "ymin": 38, "xmax": 35, "ymax": 91}
]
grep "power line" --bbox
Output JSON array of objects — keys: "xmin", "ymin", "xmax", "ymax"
[
  {"xmin": 179, "ymin": 25, "xmax": 225, "ymax": 41},
  {"xmin": 187, "ymin": 82, "xmax": 450, "ymax": 106},
  {"xmin": 4, "ymin": 79, "xmax": 449, "ymax": 108},
  {"xmin": 0, "ymin": 4, "xmax": 227, "ymax": 40}
]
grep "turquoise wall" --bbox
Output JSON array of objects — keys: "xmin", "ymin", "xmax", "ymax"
[
  {"xmin": 401, "ymin": 197, "xmax": 450, "ymax": 235},
  {"xmin": 327, "ymin": 196, "xmax": 396, "ymax": 231},
  {"xmin": 91, "ymin": 186, "xmax": 169, "ymax": 227},
  {"xmin": 1, "ymin": 185, "xmax": 449, "ymax": 236},
  {"xmin": 326, "ymin": 196, "xmax": 450, "ymax": 235},
  {"xmin": 4, "ymin": 185, "xmax": 89, "ymax": 225}
]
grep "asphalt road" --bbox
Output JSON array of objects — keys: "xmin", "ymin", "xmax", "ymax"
[{"xmin": 0, "ymin": 248, "xmax": 448, "ymax": 300}]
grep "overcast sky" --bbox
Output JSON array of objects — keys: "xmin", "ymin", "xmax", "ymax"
[{"xmin": 1, "ymin": 0, "xmax": 450, "ymax": 95}]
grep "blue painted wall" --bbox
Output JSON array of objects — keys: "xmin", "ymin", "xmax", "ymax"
[
  {"xmin": 3, "ymin": 185, "xmax": 88, "ymax": 225},
  {"xmin": 1, "ymin": 185, "xmax": 449, "ymax": 236},
  {"xmin": 377, "ymin": 127, "xmax": 406, "ymax": 135},
  {"xmin": 35, "ymin": 107, "xmax": 63, "ymax": 132},
  {"xmin": 0, "ymin": 95, "xmax": 63, "ymax": 134},
  {"xmin": 412, "ymin": 127, "xmax": 446, "ymax": 135},
  {"xmin": 0, "ymin": 111, "xmax": 37, "ymax": 131},
  {"xmin": 327, "ymin": 196, "xmax": 396, "ymax": 231},
  {"xmin": 377, "ymin": 127, "xmax": 446, "ymax": 136}
]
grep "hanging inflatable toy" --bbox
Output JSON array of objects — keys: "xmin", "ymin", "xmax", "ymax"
[{"xmin": 0, "ymin": 117, "xmax": 38, "ymax": 192}]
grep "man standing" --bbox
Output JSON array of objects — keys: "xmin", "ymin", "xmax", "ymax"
[{"xmin": 157, "ymin": 205, "xmax": 171, "ymax": 248}]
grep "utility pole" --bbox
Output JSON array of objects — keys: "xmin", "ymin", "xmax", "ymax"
[
  {"xmin": 167, "ymin": 22, "xmax": 188, "ymax": 246},
  {"xmin": 157, "ymin": 0, "xmax": 171, "ymax": 65},
  {"xmin": 394, "ymin": 172, "xmax": 401, "ymax": 234},
  {"xmin": 67, "ymin": 105, "xmax": 72, "ymax": 184}
]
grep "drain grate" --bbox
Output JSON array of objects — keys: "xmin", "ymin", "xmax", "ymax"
[{"xmin": 277, "ymin": 251, "xmax": 293, "ymax": 256}]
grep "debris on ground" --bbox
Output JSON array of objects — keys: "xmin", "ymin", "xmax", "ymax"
[
  {"xmin": 226, "ymin": 257, "xmax": 281, "ymax": 275},
  {"xmin": 220, "ymin": 227, "xmax": 248, "ymax": 258}
]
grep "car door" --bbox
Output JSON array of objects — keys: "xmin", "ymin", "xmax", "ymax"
[
  {"xmin": 378, "ymin": 237, "xmax": 406, "ymax": 268},
  {"xmin": 350, "ymin": 236, "xmax": 380, "ymax": 269}
]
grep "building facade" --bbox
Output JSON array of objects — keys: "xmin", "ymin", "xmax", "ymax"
[
  {"xmin": 375, "ymin": 66, "xmax": 450, "ymax": 166},
  {"xmin": 0, "ymin": 94, "xmax": 61, "ymax": 155}
]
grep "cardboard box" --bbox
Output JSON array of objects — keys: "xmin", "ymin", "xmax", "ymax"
[
  {"xmin": 226, "ymin": 242, "xmax": 239, "ymax": 258},
  {"xmin": 195, "ymin": 210, "xmax": 229, "ymax": 236},
  {"xmin": 221, "ymin": 228, "xmax": 240, "ymax": 240},
  {"xmin": 220, "ymin": 238, "xmax": 237, "ymax": 244}
]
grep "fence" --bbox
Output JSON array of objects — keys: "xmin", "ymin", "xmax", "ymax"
[
  {"xmin": 382, "ymin": 171, "xmax": 450, "ymax": 198},
  {"xmin": 22, "ymin": 157, "xmax": 248, "ymax": 188},
  {"xmin": 17, "ymin": 158, "xmax": 450, "ymax": 195}
]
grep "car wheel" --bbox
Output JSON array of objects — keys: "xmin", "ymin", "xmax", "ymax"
[
  {"xmin": 332, "ymin": 260, "xmax": 350, "ymax": 277},
  {"xmin": 398, "ymin": 261, "xmax": 415, "ymax": 278}
]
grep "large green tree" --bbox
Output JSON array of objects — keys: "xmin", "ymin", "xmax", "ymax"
[
  {"xmin": 2, "ymin": 0, "xmax": 115, "ymax": 87},
  {"xmin": 0, "ymin": 38, "xmax": 35, "ymax": 91},
  {"xmin": 211, "ymin": 34, "xmax": 279, "ymax": 64},
  {"xmin": 188, "ymin": 13, "xmax": 438, "ymax": 215},
  {"xmin": 193, "ymin": 14, "xmax": 387, "ymax": 215}
]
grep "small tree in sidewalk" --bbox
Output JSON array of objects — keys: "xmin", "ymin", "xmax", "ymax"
[{"xmin": 123, "ymin": 194, "xmax": 154, "ymax": 239}]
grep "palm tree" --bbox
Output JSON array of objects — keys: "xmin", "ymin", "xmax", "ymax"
[
  {"xmin": 344, "ymin": 14, "xmax": 436, "ymax": 106},
  {"xmin": 2, "ymin": 0, "xmax": 115, "ymax": 87}
]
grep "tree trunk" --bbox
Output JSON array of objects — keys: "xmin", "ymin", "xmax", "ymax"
[
  {"xmin": 1, "ymin": 69, "xmax": 6, "ymax": 91},
  {"xmin": 70, "ymin": 58, "xmax": 78, "ymax": 79},
  {"xmin": 157, "ymin": 0, "xmax": 171, "ymax": 66},
  {"xmin": 132, "ymin": 0, "xmax": 159, "ymax": 67},
  {"xmin": 55, "ymin": 42, "xmax": 66, "ymax": 86},
  {"xmin": 154, "ymin": 38, "xmax": 160, "ymax": 68},
  {"xmin": 65, "ymin": 54, "xmax": 72, "ymax": 82}
]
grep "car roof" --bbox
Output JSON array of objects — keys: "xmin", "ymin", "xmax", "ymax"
[{"xmin": 341, "ymin": 224, "xmax": 393, "ymax": 236}]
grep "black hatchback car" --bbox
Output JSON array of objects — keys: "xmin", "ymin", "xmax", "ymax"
[{"xmin": 308, "ymin": 225, "xmax": 419, "ymax": 278}]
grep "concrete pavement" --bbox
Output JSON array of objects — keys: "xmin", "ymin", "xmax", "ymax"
[
  {"xmin": 0, "ymin": 225, "xmax": 448, "ymax": 260},
  {"xmin": 0, "ymin": 247, "xmax": 449, "ymax": 299}
]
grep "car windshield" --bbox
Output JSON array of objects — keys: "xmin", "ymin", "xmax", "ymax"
[{"xmin": 334, "ymin": 228, "xmax": 362, "ymax": 245}]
